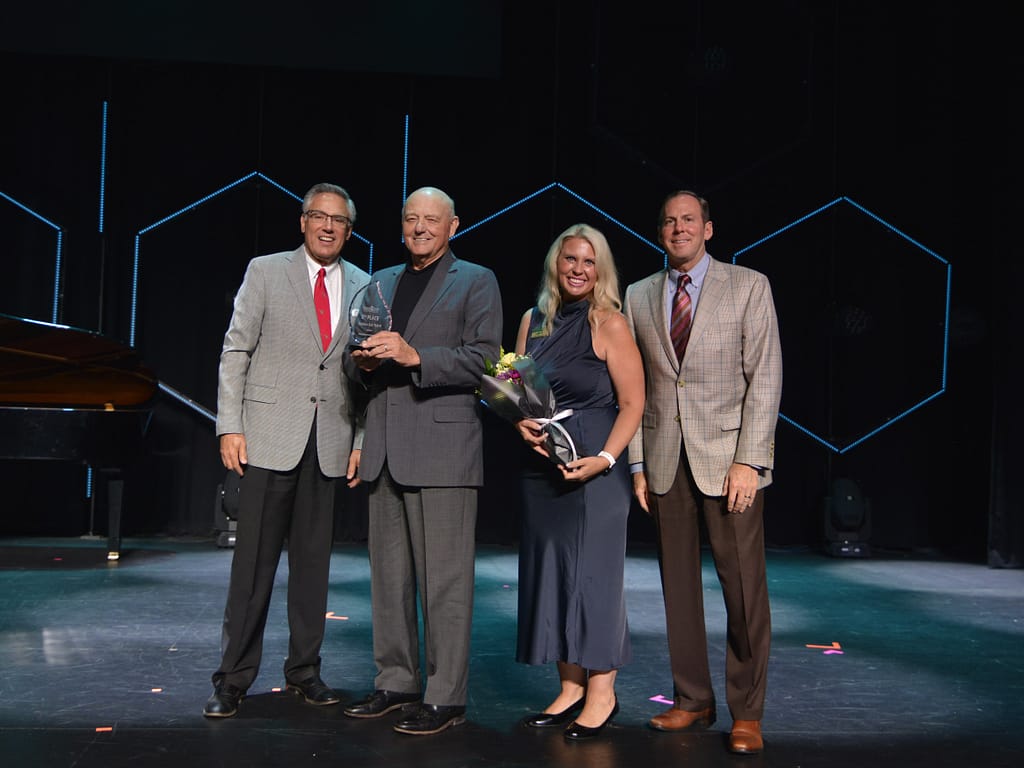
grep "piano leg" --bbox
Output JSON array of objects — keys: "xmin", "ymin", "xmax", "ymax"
[{"xmin": 100, "ymin": 469, "xmax": 124, "ymax": 561}]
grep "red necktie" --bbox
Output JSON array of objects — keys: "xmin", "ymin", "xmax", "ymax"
[
  {"xmin": 314, "ymin": 267, "xmax": 331, "ymax": 351},
  {"xmin": 670, "ymin": 273, "xmax": 692, "ymax": 362}
]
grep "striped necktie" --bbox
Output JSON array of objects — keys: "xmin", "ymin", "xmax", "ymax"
[{"xmin": 670, "ymin": 273, "xmax": 692, "ymax": 362}]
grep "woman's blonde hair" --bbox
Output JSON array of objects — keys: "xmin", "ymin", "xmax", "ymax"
[{"xmin": 534, "ymin": 223, "xmax": 621, "ymax": 336}]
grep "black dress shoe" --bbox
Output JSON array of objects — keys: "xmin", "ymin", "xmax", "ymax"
[
  {"xmin": 203, "ymin": 683, "xmax": 244, "ymax": 718},
  {"xmin": 563, "ymin": 699, "xmax": 619, "ymax": 741},
  {"xmin": 393, "ymin": 703, "xmax": 466, "ymax": 735},
  {"xmin": 523, "ymin": 698, "xmax": 585, "ymax": 728},
  {"xmin": 343, "ymin": 689, "xmax": 421, "ymax": 719},
  {"xmin": 285, "ymin": 676, "xmax": 340, "ymax": 705}
]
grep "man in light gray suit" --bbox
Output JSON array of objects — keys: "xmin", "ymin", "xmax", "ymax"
[
  {"xmin": 203, "ymin": 183, "xmax": 371, "ymax": 718},
  {"xmin": 624, "ymin": 190, "xmax": 782, "ymax": 755},
  {"xmin": 342, "ymin": 186, "xmax": 502, "ymax": 735}
]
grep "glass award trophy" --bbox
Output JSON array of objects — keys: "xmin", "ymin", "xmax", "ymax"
[{"xmin": 348, "ymin": 280, "xmax": 392, "ymax": 348}]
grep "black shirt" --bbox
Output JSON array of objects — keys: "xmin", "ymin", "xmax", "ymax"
[{"xmin": 391, "ymin": 256, "xmax": 443, "ymax": 334}]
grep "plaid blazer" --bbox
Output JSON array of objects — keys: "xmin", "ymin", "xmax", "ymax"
[
  {"xmin": 624, "ymin": 256, "xmax": 782, "ymax": 497},
  {"xmin": 216, "ymin": 246, "xmax": 370, "ymax": 476}
]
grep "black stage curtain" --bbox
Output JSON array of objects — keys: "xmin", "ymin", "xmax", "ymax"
[{"xmin": 987, "ymin": 184, "xmax": 1023, "ymax": 568}]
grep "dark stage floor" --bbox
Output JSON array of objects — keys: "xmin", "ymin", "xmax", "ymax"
[{"xmin": 0, "ymin": 535, "xmax": 1021, "ymax": 768}]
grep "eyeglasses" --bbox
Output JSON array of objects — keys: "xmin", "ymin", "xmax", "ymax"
[{"xmin": 304, "ymin": 210, "xmax": 352, "ymax": 228}]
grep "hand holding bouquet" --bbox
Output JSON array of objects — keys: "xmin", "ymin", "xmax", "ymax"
[{"xmin": 478, "ymin": 349, "xmax": 578, "ymax": 467}]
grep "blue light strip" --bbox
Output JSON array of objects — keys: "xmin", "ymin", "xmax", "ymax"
[
  {"xmin": 132, "ymin": 172, "xmax": 298, "ymax": 346},
  {"xmin": 2, "ymin": 190, "xmax": 64, "ymax": 323},
  {"xmin": 779, "ymin": 392, "xmax": 944, "ymax": 455},
  {"xmin": 98, "ymin": 100, "xmax": 108, "ymax": 234},
  {"xmin": 942, "ymin": 263, "xmax": 951, "ymax": 388},
  {"xmin": 128, "ymin": 172, "xmax": 379, "ymax": 425},
  {"xmin": 401, "ymin": 114, "xmax": 410, "ymax": 249},
  {"xmin": 159, "ymin": 381, "xmax": 216, "ymax": 422},
  {"xmin": 838, "ymin": 389, "xmax": 945, "ymax": 454},
  {"xmin": 557, "ymin": 184, "xmax": 660, "ymax": 250},
  {"xmin": 733, "ymin": 197, "xmax": 843, "ymax": 259},
  {"xmin": 8, "ymin": 315, "xmax": 71, "ymax": 331},
  {"xmin": 0, "ymin": 190, "xmax": 61, "ymax": 228},
  {"xmin": 842, "ymin": 197, "xmax": 947, "ymax": 264},
  {"xmin": 734, "ymin": 195, "xmax": 951, "ymax": 454},
  {"xmin": 255, "ymin": 173, "xmax": 299, "ymax": 201},
  {"xmin": 454, "ymin": 182, "xmax": 556, "ymax": 236},
  {"xmin": 778, "ymin": 414, "xmax": 840, "ymax": 452},
  {"xmin": 139, "ymin": 171, "xmax": 260, "ymax": 235},
  {"xmin": 132, "ymin": 171, "xmax": 373, "ymax": 346},
  {"xmin": 453, "ymin": 182, "xmax": 662, "ymax": 254},
  {"xmin": 130, "ymin": 234, "xmax": 141, "ymax": 346},
  {"xmin": 402, "ymin": 115, "xmax": 409, "ymax": 205},
  {"xmin": 52, "ymin": 231, "xmax": 64, "ymax": 324}
]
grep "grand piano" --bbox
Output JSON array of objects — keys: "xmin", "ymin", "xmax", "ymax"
[{"xmin": 0, "ymin": 312, "xmax": 158, "ymax": 561}]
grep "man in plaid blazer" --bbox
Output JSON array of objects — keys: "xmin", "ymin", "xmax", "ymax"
[{"xmin": 624, "ymin": 190, "xmax": 782, "ymax": 755}]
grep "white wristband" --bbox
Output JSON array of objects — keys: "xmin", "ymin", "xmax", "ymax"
[{"xmin": 598, "ymin": 450, "xmax": 616, "ymax": 469}]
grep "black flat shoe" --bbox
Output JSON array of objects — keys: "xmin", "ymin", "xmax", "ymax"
[
  {"xmin": 523, "ymin": 698, "xmax": 585, "ymax": 728},
  {"xmin": 563, "ymin": 699, "xmax": 619, "ymax": 741}
]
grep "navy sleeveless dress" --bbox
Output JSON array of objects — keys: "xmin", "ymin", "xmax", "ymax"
[{"xmin": 516, "ymin": 299, "xmax": 632, "ymax": 670}]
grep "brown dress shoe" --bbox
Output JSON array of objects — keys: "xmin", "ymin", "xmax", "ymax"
[
  {"xmin": 648, "ymin": 705, "xmax": 716, "ymax": 731},
  {"xmin": 729, "ymin": 720, "xmax": 763, "ymax": 754}
]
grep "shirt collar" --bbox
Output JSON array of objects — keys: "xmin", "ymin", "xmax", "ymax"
[
  {"xmin": 671, "ymin": 251, "xmax": 710, "ymax": 290},
  {"xmin": 304, "ymin": 249, "xmax": 340, "ymax": 280}
]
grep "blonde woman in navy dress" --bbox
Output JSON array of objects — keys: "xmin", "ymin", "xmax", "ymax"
[{"xmin": 513, "ymin": 223, "xmax": 644, "ymax": 740}]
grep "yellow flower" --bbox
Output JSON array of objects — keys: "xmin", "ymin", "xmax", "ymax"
[{"xmin": 483, "ymin": 347, "xmax": 528, "ymax": 381}]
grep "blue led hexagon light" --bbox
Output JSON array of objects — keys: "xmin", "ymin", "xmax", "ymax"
[
  {"xmin": 131, "ymin": 171, "xmax": 376, "ymax": 420},
  {"xmin": 733, "ymin": 196, "xmax": 950, "ymax": 454},
  {"xmin": 2, "ymin": 190, "xmax": 65, "ymax": 324},
  {"xmin": 454, "ymin": 181, "xmax": 659, "ymax": 251},
  {"xmin": 131, "ymin": 171, "xmax": 376, "ymax": 347},
  {"xmin": 449, "ymin": 181, "xmax": 665, "ymax": 342}
]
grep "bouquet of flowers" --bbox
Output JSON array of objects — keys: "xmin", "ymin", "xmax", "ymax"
[{"xmin": 478, "ymin": 349, "xmax": 578, "ymax": 467}]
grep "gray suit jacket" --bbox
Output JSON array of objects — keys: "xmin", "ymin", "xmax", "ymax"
[
  {"xmin": 216, "ymin": 246, "xmax": 371, "ymax": 477},
  {"xmin": 348, "ymin": 250, "xmax": 502, "ymax": 487},
  {"xmin": 624, "ymin": 256, "xmax": 782, "ymax": 496}
]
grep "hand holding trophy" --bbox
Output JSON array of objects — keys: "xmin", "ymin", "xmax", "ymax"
[{"xmin": 348, "ymin": 280, "xmax": 392, "ymax": 349}]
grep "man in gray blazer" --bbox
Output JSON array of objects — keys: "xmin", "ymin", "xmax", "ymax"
[
  {"xmin": 203, "ymin": 183, "xmax": 371, "ymax": 718},
  {"xmin": 342, "ymin": 186, "xmax": 502, "ymax": 735},
  {"xmin": 624, "ymin": 190, "xmax": 782, "ymax": 755}
]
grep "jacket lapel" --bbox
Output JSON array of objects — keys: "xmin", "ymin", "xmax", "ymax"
[
  {"xmin": 285, "ymin": 246, "xmax": 323, "ymax": 353},
  {"xmin": 402, "ymin": 250, "xmax": 457, "ymax": 341},
  {"xmin": 648, "ymin": 271, "xmax": 678, "ymax": 369},
  {"xmin": 323, "ymin": 260, "xmax": 361, "ymax": 356},
  {"xmin": 687, "ymin": 257, "xmax": 725, "ymax": 355}
]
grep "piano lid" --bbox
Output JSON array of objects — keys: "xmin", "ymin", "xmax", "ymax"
[{"xmin": 0, "ymin": 312, "xmax": 158, "ymax": 407}]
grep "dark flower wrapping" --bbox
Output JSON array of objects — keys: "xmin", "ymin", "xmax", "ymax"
[{"xmin": 479, "ymin": 353, "xmax": 578, "ymax": 467}]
